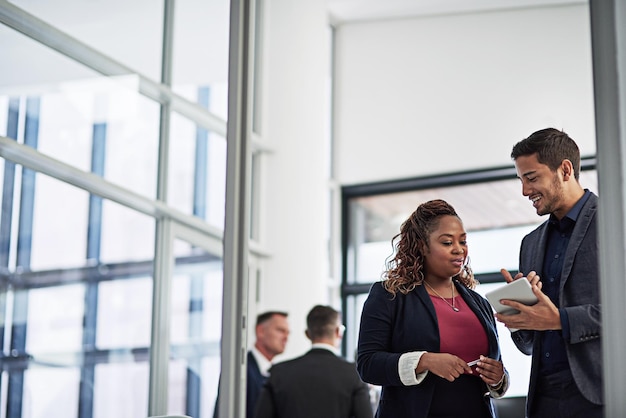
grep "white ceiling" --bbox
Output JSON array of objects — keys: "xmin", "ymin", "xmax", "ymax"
[{"xmin": 327, "ymin": 0, "xmax": 586, "ymax": 24}]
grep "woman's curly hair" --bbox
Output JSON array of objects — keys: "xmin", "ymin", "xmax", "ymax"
[{"xmin": 382, "ymin": 199, "xmax": 477, "ymax": 296}]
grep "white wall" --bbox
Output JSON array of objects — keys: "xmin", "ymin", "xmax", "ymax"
[
  {"xmin": 334, "ymin": 4, "xmax": 596, "ymax": 185},
  {"xmin": 256, "ymin": 0, "xmax": 332, "ymax": 360},
  {"xmin": 252, "ymin": 2, "xmax": 597, "ymax": 361}
]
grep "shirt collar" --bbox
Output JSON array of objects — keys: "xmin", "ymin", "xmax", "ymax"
[
  {"xmin": 311, "ymin": 342, "xmax": 340, "ymax": 356},
  {"xmin": 251, "ymin": 346, "xmax": 273, "ymax": 376},
  {"xmin": 549, "ymin": 189, "xmax": 591, "ymax": 225}
]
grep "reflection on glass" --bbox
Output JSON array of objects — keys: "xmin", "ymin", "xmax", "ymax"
[
  {"xmin": 24, "ymin": 367, "xmax": 80, "ymax": 418},
  {"xmin": 167, "ymin": 239, "xmax": 223, "ymax": 418},
  {"xmin": 97, "ymin": 278, "xmax": 153, "ymax": 349},
  {"xmin": 94, "ymin": 362, "xmax": 149, "ymax": 418},
  {"xmin": 0, "ymin": 166, "xmax": 157, "ymax": 418},
  {"xmin": 30, "ymin": 174, "xmax": 90, "ymax": 270},
  {"xmin": 26, "ymin": 285, "xmax": 84, "ymax": 354},
  {"xmin": 1, "ymin": 21, "xmax": 161, "ymax": 200},
  {"xmin": 9, "ymin": 0, "xmax": 165, "ymax": 81},
  {"xmin": 100, "ymin": 201, "xmax": 156, "ymax": 264},
  {"xmin": 0, "ymin": 96, "xmax": 8, "ymax": 136},
  {"xmin": 168, "ymin": 112, "xmax": 226, "ymax": 229},
  {"xmin": 172, "ymin": 0, "xmax": 229, "ymax": 118},
  {"xmin": 36, "ymin": 77, "xmax": 161, "ymax": 200}
]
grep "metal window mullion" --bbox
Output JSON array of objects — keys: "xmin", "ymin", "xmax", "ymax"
[
  {"xmin": 589, "ymin": 0, "xmax": 626, "ymax": 415},
  {"xmin": 184, "ymin": 86, "xmax": 211, "ymax": 418},
  {"xmin": 0, "ymin": 136, "xmax": 223, "ymax": 243},
  {"xmin": 8, "ymin": 96, "xmax": 40, "ymax": 418},
  {"xmin": 220, "ymin": 0, "xmax": 254, "ymax": 416},
  {"xmin": 148, "ymin": 218, "xmax": 174, "ymax": 416},
  {"xmin": 0, "ymin": 99, "xmax": 19, "ymax": 270},
  {"xmin": 148, "ymin": 0, "xmax": 176, "ymax": 415},
  {"xmin": 78, "ymin": 118, "xmax": 107, "ymax": 418},
  {"xmin": 194, "ymin": 87, "xmax": 210, "ymax": 220}
]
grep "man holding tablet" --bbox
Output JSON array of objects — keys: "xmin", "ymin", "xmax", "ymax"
[{"xmin": 496, "ymin": 128, "xmax": 603, "ymax": 418}]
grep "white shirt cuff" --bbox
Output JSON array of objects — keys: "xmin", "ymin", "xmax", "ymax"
[{"xmin": 398, "ymin": 351, "xmax": 428, "ymax": 386}]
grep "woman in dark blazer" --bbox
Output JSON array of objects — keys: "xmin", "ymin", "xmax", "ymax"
[{"xmin": 357, "ymin": 200, "xmax": 509, "ymax": 418}]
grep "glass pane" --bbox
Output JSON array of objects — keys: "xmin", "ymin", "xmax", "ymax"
[
  {"xmin": 24, "ymin": 367, "xmax": 80, "ymax": 418},
  {"xmin": 97, "ymin": 277, "xmax": 153, "ymax": 349},
  {"xmin": 9, "ymin": 0, "xmax": 165, "ymax": 81},
  {"xmin": 346, "ymin": 172, "xmax": 598, "ymax": 283},
  {"xmin": 168, "ymin": 113, "xmax": 227, "ymax": 229},
  {"xmin": 93, "ymin": 362, "xmax": 149, "ymax": 418},
  {"xmin": 26, "ymin": 285, "xmax": 84, "ymax": 354},
  {"xmin": 167, "ymin": 238, "xmax": 223, "ymax": 418},
  {"xmin": 30, "ymin": 174, "xmax": 89, "ymax": 271},
  {"xmin": 100, "ymin": 201, "xmax": 157, "ymax": 264},
  {"xmin": 38, "ymin": 79, "xmax": 161, "ymax": 200},
  {"xmin": 0, "ymin": 163, "xmax": 157, "ymax": 417},
  {"xmin": 172, "ymin": 0, "xmax": 229, "ymax": 119},
  {"xmin": 0, "ymin": 96, "xmax": 8, "ymax": 136},
  {"xmin": 0, "ymin": 23, "xmax": 99, "ymax": 90}
]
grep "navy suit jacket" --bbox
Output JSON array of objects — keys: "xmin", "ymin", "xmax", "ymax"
[
  {"xmin": 511, "ymin": 192, "xmax": 602, "ymax": 413},
  {"xmin": 213, "ymin": 351, "xmax": 267, "ymax": 418},
  {"xmin": 254, "ymin": 348, "xmax": 373, "ymax": 418},
  {"xmin": 357, "ymin": 281, "xmax": 503, "ymax": 418}
]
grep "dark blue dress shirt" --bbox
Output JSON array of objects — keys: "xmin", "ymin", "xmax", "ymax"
[{"xmin": 539, "ymin": 189, "xmax": 591, "ymax": 375}]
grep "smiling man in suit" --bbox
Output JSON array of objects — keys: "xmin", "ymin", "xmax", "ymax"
[
  {"xmin": 497, "ymin": 128, "xmax": 603, "ymax": 418},
  {"xmin": 254, "ymin": 305, "xmax": 373, "ymax": 418}
]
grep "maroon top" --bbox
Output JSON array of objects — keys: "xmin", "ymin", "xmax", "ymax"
[{"xmin": 429, "ymin": 294, "xmax": 489, "ymax": 374}]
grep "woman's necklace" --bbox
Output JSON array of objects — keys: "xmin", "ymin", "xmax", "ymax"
[{"xmin": 424, "ymin": 280, "xmax": 459, "ymax": 312}]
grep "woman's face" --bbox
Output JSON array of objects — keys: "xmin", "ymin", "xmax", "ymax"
[{"xmin": 423, "ymin": 215, "xmax": 468, "ymax": 280}]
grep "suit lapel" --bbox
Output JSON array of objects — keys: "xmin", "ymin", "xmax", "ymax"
[
  {"xmin": 416, "ymin": 283, "xmax": 439, "ymax": 325},
  {"xmin": 560, "ymin": 194, "xmax": 597, "ymax": 286}
]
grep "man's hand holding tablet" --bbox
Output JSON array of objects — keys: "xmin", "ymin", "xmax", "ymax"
[
  {"xmin": 485, "ymin": 277, "xmax": 538, "ymax": 316},
  {"xmin": 492, "ymin": 269, "xmax": 563, "ymax": 332}
]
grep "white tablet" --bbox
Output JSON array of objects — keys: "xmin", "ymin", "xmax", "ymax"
[{"xmin": 485, "ymin": 277, "xmax": 538, "ymax": 315}]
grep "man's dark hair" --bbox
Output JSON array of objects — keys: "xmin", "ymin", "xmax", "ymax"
[
  {"xmin": 256, "ymin": 311, "xmax": 288, "ymax": 327},
  {"xmin": 511, "ymin": 127, "xmax": 581, "ymax": 180},
  {"xmin": 306, "ymin": 305, "xmax": 340, "ymax": 340}
]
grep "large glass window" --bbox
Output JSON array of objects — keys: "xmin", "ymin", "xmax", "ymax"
[
  {"xmin": 0, "ymin": 171, "xmax": 157, "ymax": 418},
  {"xmin": 0, "ymin": 0, "xmax": 231, "ymax": 416},
  {"xmin": 342, "ymin": 163, "xmax": 598, "ymax": 399}
]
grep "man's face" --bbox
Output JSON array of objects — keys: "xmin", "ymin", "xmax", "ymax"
[
  {"xmin": 515, "ymin": 153, "xmax": 566, "ymax": 218},
  {"xmin": 256, "ymin": 314, "xmax": 290, "ymax": 359}
]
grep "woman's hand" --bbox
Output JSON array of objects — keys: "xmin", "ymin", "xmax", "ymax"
[
  {"xmin": 475, "ymin": 356, "xmax": 505, "ymax": 387},
  {"xmin": 417, "ymin": 352, "xmax": 472, "ymax": 382}
]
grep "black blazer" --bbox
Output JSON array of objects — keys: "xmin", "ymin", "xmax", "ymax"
[
  {"xmin": 512, "ymin": 192, "xmax": 602, "ymax": 412},
  {"xmin": 254, "ymin": 348, "xmax": 373, "ymax": 418},
  {"xmin": 357, "ymin": 281, "xmax": 503, "ymax": 418}
]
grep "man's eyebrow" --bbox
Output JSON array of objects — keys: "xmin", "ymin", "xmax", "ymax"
[{"xmin": 520, "ymin": 170, "xmax": 537, "ymax": 178}]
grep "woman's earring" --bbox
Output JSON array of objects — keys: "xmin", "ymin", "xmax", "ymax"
[{"xmin": 461, "ymin": 256, "xmax": 472, "ymax": 279}]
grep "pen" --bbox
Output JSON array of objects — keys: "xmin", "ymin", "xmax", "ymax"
[{"xmin": 467, "ymin": 359, "xmax": 480, "ymax": 366}]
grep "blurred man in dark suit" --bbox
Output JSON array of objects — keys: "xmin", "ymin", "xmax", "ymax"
[
  {"xmin": 254, "ymin": 305, "xmax": 373, "ymax": 418},
  {"xmin": 214, "ymin": 311, "xmax": 290, "ymax": 418}
]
